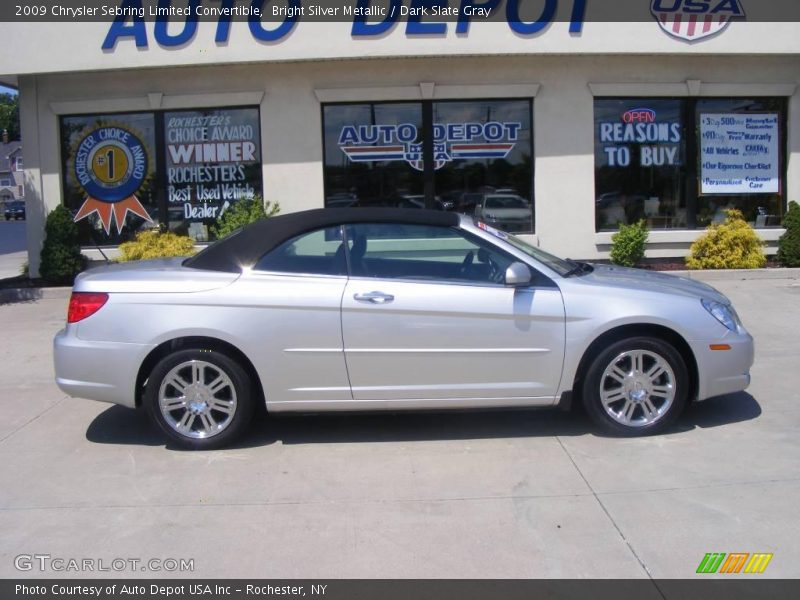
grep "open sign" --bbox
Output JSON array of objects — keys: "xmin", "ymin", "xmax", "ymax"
[{"xmin": 623, "ymin": 109, "xmax": 657, "ymax": 124}]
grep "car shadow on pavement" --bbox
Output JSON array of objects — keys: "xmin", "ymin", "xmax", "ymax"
[
  {"xmin": 679, "ymin": 391, "xmax": 762, "ymax": 429},
  {"xmin": 85, "ymin": 406, "xmax": 165, "ymax": 447},
  {"xmin": 85, "ymin": 392, "xmax": 761, "ymax": 450}
]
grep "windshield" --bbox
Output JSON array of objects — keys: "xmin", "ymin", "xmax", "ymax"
[
  {"xmin": 502, "ymin": 232, "xmax": 577, "ymax": 276},
  {"xmin": 485, "ymin": 196, "xmax": 528, "ymax": 209}
]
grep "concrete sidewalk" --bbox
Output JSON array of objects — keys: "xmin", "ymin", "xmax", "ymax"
[{"xmin": 0, "ymin": 275, "xmax": 798, "ymax": 579}]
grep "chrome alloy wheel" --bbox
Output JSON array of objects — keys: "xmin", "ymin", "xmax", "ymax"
[
  {"xmin": 599, "ymin": 350, "xmax": 676, "ymax": 428},
  {"xmin": 158, "ymin": 360, "xmax": 238, "ymax": 439}
]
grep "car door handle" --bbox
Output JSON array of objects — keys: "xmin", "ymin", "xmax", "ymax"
[{"xmin": 354, "ymin": 291, "xmax": 395, "ymax": 304}]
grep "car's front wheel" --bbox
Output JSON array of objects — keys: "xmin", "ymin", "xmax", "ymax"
[
  {"xmin": 144, "ymin": 349, "xmax": 255, "ymax": 449},
  {"xmin": 582, "ymin": 337, "xmax": 688, "ymax": 436}
]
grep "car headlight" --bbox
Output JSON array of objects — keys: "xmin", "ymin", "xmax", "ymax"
[{"xmin": 701, "ymin": 299, "xmax": 738, "ymax": 331}]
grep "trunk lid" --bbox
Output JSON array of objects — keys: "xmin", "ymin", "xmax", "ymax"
[{"xmin": 73, "ymin": 258, "xmax": 239, "ymax": 294}]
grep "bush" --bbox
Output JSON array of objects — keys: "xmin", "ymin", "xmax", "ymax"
[
  {"xmin": 610, "ymin": 220, "xmax": 649, "ymax": 267},
  {"xmin": 777, "ymin": 201, "xmax": 800, "ymax": 267},
  {"xmin": 118, "ymin": 230, "xmax": 196, "ymax": 262},
  {"xmin": 39, "ymin": 205, "xmax": 86, "ymax": 284},
  {"xmin": 212, "ymin": 196, "xmax": 279, "ymax": 239},
  {"xmin": 686, "ymin": 209, "xmax": 766, "ymax": 270}
]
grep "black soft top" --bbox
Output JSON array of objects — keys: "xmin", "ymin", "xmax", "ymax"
[{"xmin": 185, "ymin": 207, "xmax": 461, "ymax": 273}]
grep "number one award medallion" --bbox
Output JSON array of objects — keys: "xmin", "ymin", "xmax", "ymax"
[{"xmin": 73, "ymin": 126, "xmax": 153, "ymax": 234}]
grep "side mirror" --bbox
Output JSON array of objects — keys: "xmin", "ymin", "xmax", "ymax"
[{"xmin": 505, "ymin": 262, "xmax": 532, "ymax": 287}]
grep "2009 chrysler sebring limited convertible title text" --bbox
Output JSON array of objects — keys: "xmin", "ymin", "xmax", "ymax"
[{"xmin": 53, "ymin": 208, "xmax": 754, "ymax": 449}]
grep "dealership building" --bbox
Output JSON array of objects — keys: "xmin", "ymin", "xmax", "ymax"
[{"xmin": 1, "ymin": 1, "xmax": 798, "ymax": 277}]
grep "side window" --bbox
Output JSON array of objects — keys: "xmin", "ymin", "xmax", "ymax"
[
  {"xmin": 346, "ymin": 223, "xmax": 519, "ymax": 285},
  {"xmin": 254, "ymin": 226, "xmax": 346, "ymax": 276}
]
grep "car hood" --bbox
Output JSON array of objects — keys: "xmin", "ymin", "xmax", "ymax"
[
  {"xmin": 74, "ymin": 257, "xmax": 240, "ymax": 294},
  {"xmin": 579, "ymin": 264, "xmax": 729, "ymax": 303}
]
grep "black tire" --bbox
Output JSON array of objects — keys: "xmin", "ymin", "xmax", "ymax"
[
  {"xmin": 582, "ymin": 336, "xmax": 688, "ymax": 436},
  {"xmin": 144, "ymin": 348, "xmax": 255, "ymax": 450}
]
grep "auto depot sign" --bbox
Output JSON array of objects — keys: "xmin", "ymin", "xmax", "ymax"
[
  {"xmin": 4, "ymin": 1, "xmax": 794, "ymax": 79},
  {"xmin": 98, "ymin": 0, "xmax": 751, "ymax": 49},
  {"xmin": 101, "ymin": 0, "xmax": 590, "ymax": 48},
  {"xmin": 95, "ymin": 0, "xmax": 746, "ymax": 50}
]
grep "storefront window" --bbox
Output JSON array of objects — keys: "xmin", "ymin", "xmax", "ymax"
[
  {"xmin": 594, "ymin": 99, "xmax": 685, "ymax": 230},
  {"xmin": 696, "ymin": 98, "xmax": 785, "ymax": 227},
  {"xmin": 594, "ymin": 97, "xmax": 787, "ymax": 231},
  {"xmin": 323, "ymin": 99, "xmax": 535, "ymax": 234},
  {"xmin": 165, "ymin": 107, "xmax": 262, "ymax": 241},
  {"xmin": 434, "ymin": 100, "xmax": 534, "ymax": 233},
  {"xmin": 60, "ymin": 107, "xmax": 262, "ymax": 246},
  {"xmin": 61, "ymin": 112, "xmax": 158, "ymax": 246},
  {"xmin": 323, "ymin": 103, "xmax": 424, "ymax": 209}
]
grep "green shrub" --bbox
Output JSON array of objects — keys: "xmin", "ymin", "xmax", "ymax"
[
  {"xmin": 212, "ymin": 196, "xmax": 279, "ymax": 240},
  {"xmin": 610, "ymin": 220, "xmax": 649, "ymax": 267},
  {"xmin": 39, "ymin": 205, "xmax": 86, "ymax": 284},
  {"xmin": 776, "ymin": 201, "xmax": 800, "ymax": 267},
  {"xmin": 686, "ymin": 209, "xmax": 766, "ymax": 270},
  {"xmin": 118, "ymin": 230, "xmax": 196, "ymax": 262}
]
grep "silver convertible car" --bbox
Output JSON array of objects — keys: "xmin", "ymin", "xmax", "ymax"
[{"xmin": 54, "ymin": 209, "xmax": 754, "ymax": 449}]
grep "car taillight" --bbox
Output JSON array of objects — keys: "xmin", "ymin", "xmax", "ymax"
[{"xmin": 67, "ymin": 292, "xmax": 109, "ymax": 323}]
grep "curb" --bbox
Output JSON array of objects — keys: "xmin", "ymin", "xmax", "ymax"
[
  {"xmin": 668, "ymin": 268, "xmax": 800, "ymax": 282},
  {"xmin": 0, "ymin": 286, "xmax": 71, "ymax": 305}
]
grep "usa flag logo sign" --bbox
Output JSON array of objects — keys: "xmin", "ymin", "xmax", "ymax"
[{"xmin": 651, "ymin": 0, "xmax": 746, "ymax": 42}]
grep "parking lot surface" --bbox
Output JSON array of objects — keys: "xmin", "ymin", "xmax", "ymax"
[
  {"xmin": 0, "ymin": 220, "xmax": 27, "ymax": 279},
  {"xmin": 0, "ymin": 274, "xmax": 798, "ymax": 579}
]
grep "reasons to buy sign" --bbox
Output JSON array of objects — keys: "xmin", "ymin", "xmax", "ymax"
[
  {"xmin": 598, "ymin": 107, "xmax": 683, "ymax": 168},
  {"xmin": 700, "ymin": 113, "xmax": 780, "ymax": 194}
]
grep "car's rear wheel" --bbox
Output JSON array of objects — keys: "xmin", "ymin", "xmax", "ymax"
[
  {"xmin": 582, "ymin": 337, "xmax": 688, "ymax": 436},
  {"xmin": 144, "ymin": 348, "xmax": 254, "ymax": 449}
]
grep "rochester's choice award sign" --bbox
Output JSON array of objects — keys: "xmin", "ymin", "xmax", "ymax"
[
  {"xmin": 165, "ymin": 107, "xmax": 261, "ymax": 227},
  {"xmin": 73, "ymin": 125, "xmax": 153, "ymax": 234},
  {"xmin": 700, "ymin": 113, "xmax": 780, "ymax": 194}
]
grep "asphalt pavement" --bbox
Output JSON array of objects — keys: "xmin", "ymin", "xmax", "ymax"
[{"xmin": 0, "ymin": 274, "xmax": 798, "ymax": 579}]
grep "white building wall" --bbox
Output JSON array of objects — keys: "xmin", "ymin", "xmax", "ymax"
[{"xmin": 19, "ymin": 54, "xmax": 800, "ymax": 275}]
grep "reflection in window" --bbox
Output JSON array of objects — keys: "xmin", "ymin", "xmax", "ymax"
[
  {"xmin": 594, "ymin": 99, "xmax": 685, "ymax": 231},
  {"xmin": 434, "ymin": 100, "xmax": 534, "ymax": 233},
  {"xmin": 254, "ymin": 226, "xmax": 346, "ymax": 276},
  {"xmin": 323, "ymin": 103, "xmax": 424, "ymax": 209},
  {"xmin": 346, "ymin": 223, "xmax": 515, "ymax": 285},
  {"xmin": 594, "ymin": 97, "xmax": 787, "ymax": 231},
  {"xmin": 323, "ymin": 99, "xmax": 535, "ymax": 234}
]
